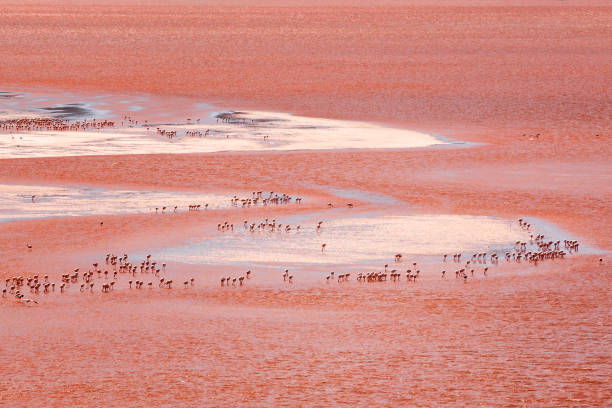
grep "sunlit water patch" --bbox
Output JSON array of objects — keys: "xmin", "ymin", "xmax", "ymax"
[
  {"xmin": 316, "ymin": 186, "xmax": 401, "ymax": 206},
  {"xmin": 158, "ymin": 213, "xmax": 531, "ymax": 267},
  {"xmin": 0, "ymin": 184, "xmax": 238, "ymax": 221}
]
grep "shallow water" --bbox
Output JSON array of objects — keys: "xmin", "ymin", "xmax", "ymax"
[
  {"xmin": 159, "ymin": 213, "xmax": 532, "ymax": 267},
  {"xmin": 0, "ymin": 184, "xmax": 237, "ymax": 221},
  {"xmin": 317, "ymin": 186, "xmax": 402, "ymax": 206}
]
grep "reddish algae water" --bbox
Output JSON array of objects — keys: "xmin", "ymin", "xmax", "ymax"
[{"xmin": 0, "ymin": 1, "xmax": 611, "ymax": 407}]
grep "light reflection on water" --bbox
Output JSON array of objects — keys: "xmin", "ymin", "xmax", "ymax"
[
  {"xmin": 159, "ymin": 214, "xmax": 531, "ymax": 267},
  {"xmin": 0, "ymin": 184, "xmax": 233, "ymax": 221}
]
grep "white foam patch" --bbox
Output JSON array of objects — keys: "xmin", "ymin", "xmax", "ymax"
[{"xmin": 0, "ymin": 110, "xmax": 445, "ymax": 158}]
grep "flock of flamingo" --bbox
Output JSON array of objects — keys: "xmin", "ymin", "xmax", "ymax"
[
  {"xmin": 0, "ymin": 117, "xmax": 115, "ymax": 133},
  {"xmin": 148, "ymin": 191, "xmax": 300, "ymax": 215},
  {"xmin": 2, "ymin": 197, "xmax": 589, "ymax": 306},
  {"xmin": 2, "ymin": 252, "xmax": 197, "ymax": 304},
  {"xmin": 1, "ymin": 110, "xmax": 264, "ymax": 147},
  {"xmin": 319, "ymin": 218, "xmax": 582, "ymax": 285},
  {"xmin": 0, "ymin": 112, "xmax": 591, "ymax": 306},
  {"xmin": 215, "ymin": 215, "xmax": 585, "ymax": 286}
]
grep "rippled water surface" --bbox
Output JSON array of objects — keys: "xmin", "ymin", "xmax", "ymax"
[
  {"xmin": 0, "ymin": 3, "xmax": 610, "ymax": 407},
  {"xmin": 2, "ymin": 259, "xmax": 609, "ymax": 407}
]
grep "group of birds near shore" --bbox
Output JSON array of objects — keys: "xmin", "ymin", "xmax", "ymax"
[
  {"xmin": 3, "ymin": 253, "xmax": 196, "ymax": 305},
  {"xmin": 147, "ymin": 191, "xmax": 301, "ymax": 215},
  {"xmin": 0, "ymin": 117, "xmax": 115, "ymax": 133},
  {"xmin": 0, "ymin": 114, "xmax": 603, "ymax": 307},
  {"xmin": 2, "ymin": 111, "xmax": 282, "ymax": 147},
  {"xmin": 4, "ymin": 116, "xmax": 603, "ymax": 298},
  {"xmin": 27, "ymin": 190, "xmax": 300, "ymax": 220},
  {"xmin": 3, "ymin": 216, "xmax": 593, "ymax": 306},
  {"xmin": 323, "ymin": 219, "xmax": 584, "ymax": 284}
]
